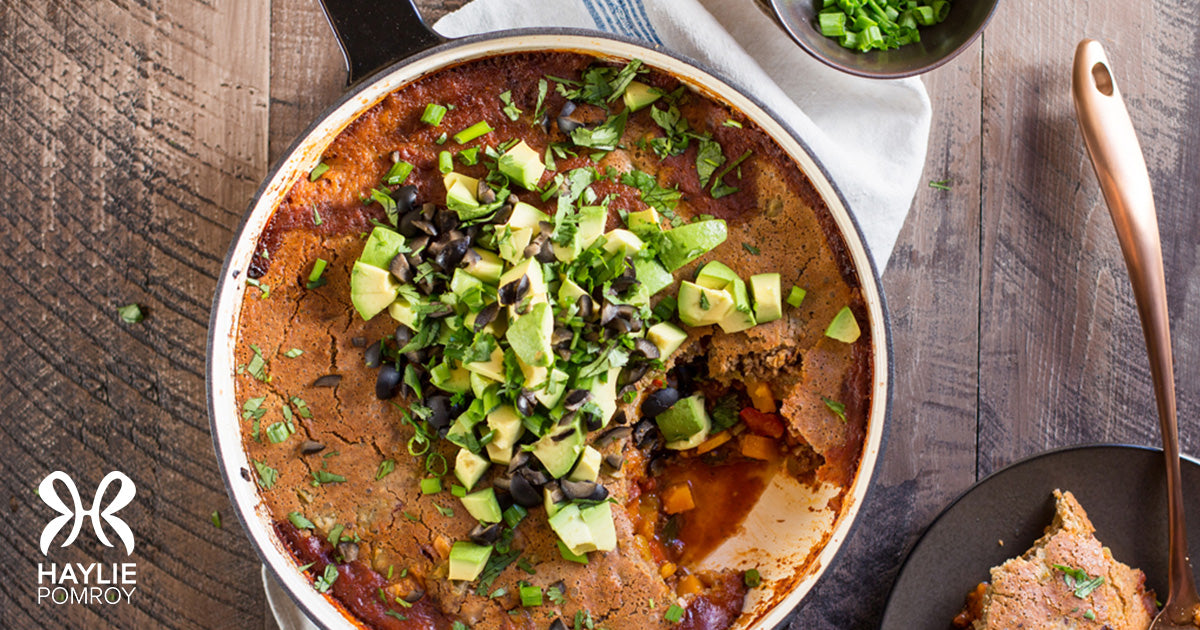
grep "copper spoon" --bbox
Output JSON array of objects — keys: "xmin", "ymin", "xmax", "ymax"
[{"xmin": 1072, "ymin": 39, "xmax": 1200, "ymax": 628}]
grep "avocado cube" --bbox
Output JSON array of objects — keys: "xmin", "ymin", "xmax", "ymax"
[
  {"xmin": 633, "ymin": 258, "xmax": 674, "ymax": 297},
  {"xmin": 465, "ymin": 346, "xmax": 506, "ymax": 382},
  {"xmin": 350, "ymin": 261, "xmax": 400, "ymax": 321},
  {"xmin": 553, "ymin": 205, "xmax": 608, "ymax": 262},
  {"xmin": 567, "ymin": 446, "xmax": 603, "ymax": 483},
  {"xmin": 547, "ymin": 503, "xmax": 595, "ymax": 555},
  {"xmin": 590, "ymin": 367, "xmax": 621, "ymax": 429},
  {"xmin": 535, "ymin": 369, "xmax": 570, "ymax": 408},
  {"xmin": 498, "ymin": 140, "xmax": 546, "ymax": 191},
  {"xmin": 625, "ymin": 207, "xmax": 663, "ymax": 239},
  {"xmin": 623, "ymin": 81, "xmax": 662, "ymax": 112},
  {"xmin": 485, "ymin": 441, "xmax": 513, "ymax": 465},
  {"xmin": 520, "ymin": 359, "xmax": 549, "ymax": 389},
  {"xmin": 506, "ymin": 301, "xmax": 554, "ymax": 368},
  {"xmin": 450, "ymin": 267, "xmax": 484, "ymax": 299},
  {"xmin": 656, "ymin": 395, "xmax": 712, "ymax": 449},
  {"xmin": 750, "ymin": 273, "xmax": 783, "ymax": 323},
  {"xmin": 647, "ymin": 322, "xmax": 688, "ymax": 359},
  {"xmin": 580, "ymin": 502, "xmax": 616, "ymax": 552},
  {"xmin": 448, "ymin": 541, "xmax": 493, "ymax": 581},
  {"xmin": 498, "ymin": 226, "xmax": 535, "ymax": 264},
  {"xmin": 695, "ymin": 260, "xmax": 740, "ymax": 290},
  {"xmin": 444, "ymin": 172, "xmax": 479, "ymax": 196},
  {"xmin": 557, "ymin": 278, "xmax": 588, "ymax": 309},
  {"xmin": 358, "ymin": 227, "xmax": 407, "ymax": 270},
  {"xmin": 430, "ymin": 360, "xmax": 472, "ymax": 395},
  {"xmin": 463, "ymin": 248, "xmax": 504, "ymax": 284},
  {"xmin": 676, "ymin": 280, "xmax": 733, "ymax": 327},
  {"xmin": 454, "ymin": 448, "xmax": 491, "ymax": 491},
  {"xmin": 387, "ymin": 296, "xmax": 422, "ymax": 330},
  {"xmin": 499, "ymin": 257, "xmax": 547, "ymax": 302},
  {"xmin": 717, "ymin": 278, "xmax": 757, "ymax": 333},
  {"xmin": 531, "ymin": 419, "xmax": 584, "ymax": 479},
  {"xmin": 445, "ymin": 179, "xmax": 481, "ymax": 217},
  {"xmin": 544, "ymin": 486, "xmax": 565, "ymax": 518},
  {"xmin": 460, "ymin": 487, "xmax": 503, "ymax": 524},
  {"xmin": 600, "ymin": 229, "xmax": 645, "ymax": 259},
  {"xmin": 825, "ymin": 306, "xmax": 861, "ymax": 343},
  {"xmin": 486, "ymin": 405, "xmax": 525, "ymax": 450},
  {"xmin": 508, "ymin": 202, "xmax": 550, "ymax": 230},
  {"xmin": 657, "ymin": 220, "xmax": 727, "ymax": 272}
]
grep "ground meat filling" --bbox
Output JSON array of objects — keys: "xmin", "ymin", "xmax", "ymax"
[{"xmin": 234, "ymin": 51, "xmax": 871, "ymax": 630}]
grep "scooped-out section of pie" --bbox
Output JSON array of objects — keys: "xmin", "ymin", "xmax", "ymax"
[{"xmin": 232, "ymin": 51, "xmax": 873, "ymax": 630}]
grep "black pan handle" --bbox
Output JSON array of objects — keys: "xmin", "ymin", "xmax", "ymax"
[{"xmin": 319, "ymin": 0, "xmax": 448, "ymax": 85}]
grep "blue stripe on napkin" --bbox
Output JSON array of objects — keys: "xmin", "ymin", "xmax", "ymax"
[{"xmin": 580, "ymin": 0, "xmax": 664, "ymax": 45}]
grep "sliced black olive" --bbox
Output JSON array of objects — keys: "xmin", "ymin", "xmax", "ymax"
[
  {"xmin": 611, "ymin": 409, "xmax": 628, "ymax": 426},
  {"xmin": 398, "ymin": 210, "xmax": 422, "ymax": 237},
  {"xmin": 594, "ymin": 425, "xmax": 632, "ymax": 447},
  {"xmin": 420, "ymin": 202, "xmax": 437, "ymax": 221},
  {"xmin": 474, "ymin": 302, "xmax": 499, "ymax": 332},
  {"xmin": 364, "ymin": 340, "xmax": 383, "ymax": 368},
  {"xmin": 426, "ymin": 238, "xmax": 447, "ymax": 259},
  {"xmin": 518, "ymin": 468, "xmax": 550, "ymax": 487},
  {"xmin": 620, "ymin": 363, "xmax": 649, "ymax": 387},
  {"xmin": 389, "ymin": 252, "xmax": 413, "ymax": 283},
  {"xmin": 506, "ymin": 450, "xmax": 532, "ymax": 475},
  {"xmin": 552, "ymin": 327, "xmax": 573, "ymax": 348},
  {"xmin": 515, "ymin": 390, "xmax": 537, "ymax": 417},
  {"xmin": 633, "ymin": 418, "xmax": 662, "ymax": 449},
  {"xmin": 403, "ymin": 347, "xmax": 427, "ymax": 365},
  {"xmin": 491, "ymin": 203, "xmax": 514, "ymax": 225},
  {"xmin": 562, "ymin": 389, "xmax": 592, "ymax": 411},
  {"xmin": 605, "ymin": 317, "xmax": 631, "ymax": 336},
  {"xmin": 498, "ymin": 274, "xmax": 530, "ymax": 306},
  {"xmin": 492, "ymin": 475, "xmax": 512, "ymax": 491},
  {"xmin": 577, "ymin": 294, "xmax": 595, "ymax": 320},
  {"xmin": 478, "ymin": 185, "xmax": 497, "ymax": 206},
  {"xmin": 298, "ymin": 440, "xmax": 326, "ymax": 455},
  {"xmin": 412, "ymin": 217, "xmax": 438, "ymax": 237},
  {"xmin": 536, "ymin": 237, "xmax": 556, "ymax": 263},
  {"xmin": 337, "ymin": 541, "xmax": 359, "ymax": 563},
  {"xmin": 509, "ymin": 473, "xmax": 541, "ymax": 507},
  {"xmin": 603, "ymin": 453, "xmax": 625, "ymax": 471},
  {"xmin": 395, "ymin": 185, "xmax": 418, "ymax": 213},
  {"xmin": 544, "ymin": 481, "xmax": 565, "ymax": 506},
  {"xmin": 394, "ymin": 326, "xmax": 413, "ymax": 349},
  {"xmin": 469, "ymin": 522, "xmax": 503, "ymax": 545},
  {"xmin": 599, "ymin": 301, "xmax": 619, "ymax": 325},
  {"xmin": 408, "ymin": 234, "xmax": 429, "ymax": 254},
  {"xmin": 583, "ymin": 412, "xmax": 602, "ymax": 432},
  {"xmin": 550, "ymin": 619, "xmax": 568, "ymax": 630},
  {"xmin": 560, "ymin": 479, "xmax": 608, "ymax": 502},
  {"xmin": 435, "ymin": 209, "xmax": 460, "ymax": 234},
  {"xmin": 426, "ymin": 395, "xmax": 453, "ymax": 430},
  {"xmin": 312, "ymin": 374, "xmax": 342, "ymax": 388},
  {"xmin": 550, "ymin": 426, "xmax": 578, "ymax": 443},
  {"xmin": 402, "ymin": 588, "xmax": 425, "ymax": 604},
  {"xmin": 524, "ymin": 232, "xmax": 548, "ymax": 260},
  {"xmin": 351, "ymin": 336, "xmax": 367, "ymax": 348},
  {"xmin": 557, "ymin": 101, "xmax": 583, "ymax": 134},
  {"xmin": 459, "ymin": 246, "xmax": 481, "ymax": 268},
  {"xmin": 375, "ymin": 364, "xmax": 402, "ymax": 399},
  {"xmin": 424, "ymin": 302, "xmax": 454, "ymax": 319},
  {"xmin": 557, "ymin": 410, "xmax": 577, "ymax": 427},
  {"xmin": 556, "ymin": 347, "xmax": 573, "ymax": 361},
  {"xmin": 435, "ymin": 237, "xmax": 470, "ymax": 271},
  {"xmin": 641, "ymin": 387, "xmax": 680, "ymax": 418},
  {"xmin": 416, "ymin": 274, "xmax": 438, "ymax": 296},
  {"xmin": 633, "ymin": 338, "xmax": 660, "ymax": 360}
]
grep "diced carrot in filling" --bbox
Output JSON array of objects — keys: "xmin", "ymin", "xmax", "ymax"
[
  {"xmin": 739, "ymin": 407, "xmax": 785, "ymax": 438},
  {"xmin": 662, "ymin": 483, "xmax": 696, "ymax": 514},
  {"xmin": 747, "ymin": 381, "xmax": 775, "ymax": 413},
  {"xmin": 677, "ymin": 574, "xmax": 704, "ymax": 596},
  {"xmin": 695, "ymin": 431, "xmax": 732, "ymax": 454},
  {"xmin": 740, "ymin": 434, "xmax": 778, "ymax": 461}
]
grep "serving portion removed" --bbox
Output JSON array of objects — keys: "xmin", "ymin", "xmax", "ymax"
[{"xmin": 210, "ymin": 36, "xmax": 888, "ymax": 630}]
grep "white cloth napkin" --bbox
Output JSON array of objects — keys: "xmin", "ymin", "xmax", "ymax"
[{"xmin": 266, "ymin": 1, "xmax": 929, "ymax": 627}]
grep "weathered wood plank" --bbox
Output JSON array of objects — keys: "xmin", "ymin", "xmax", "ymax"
[
  {"xmin": 785, "ymin": 39, "xmax": 984, "ymax": 629},
  {"xmin": 0, "ymin": 0, "xmax": 269, "ymax": 628},
  {"xmin": 978, "ymin": 0, "xmax": 1200, "ymax": 475}
]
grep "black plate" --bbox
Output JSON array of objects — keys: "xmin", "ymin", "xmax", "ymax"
[{"xmin": 881, "ymin": 444, "xmax": 1200, "ymax": 629}]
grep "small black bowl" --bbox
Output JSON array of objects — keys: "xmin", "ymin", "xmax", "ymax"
[{"xmin": 763, "ymin": 0, "xmax": 999, "ymax": 79}]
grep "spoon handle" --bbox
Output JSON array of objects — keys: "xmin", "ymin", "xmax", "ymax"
[{"xmin": 1072, "ymin": 39, "xmax": 1198, "ymax": 619}]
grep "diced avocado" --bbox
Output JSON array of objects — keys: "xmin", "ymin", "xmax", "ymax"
[
  {"xmin": 825, "ymin": 306, "xmax": 861, "ymax": 343},
  {"xmin": 623, "ymin": 81, "xmax": 662, "ymax": 112},
  {"xmin": 558, "ymin": 277, "xmax": 588, "ymax": 308},
  {"xmin": 676, "ymin": 280, "xmax": 733, "ymax": 327},
  {"xmin": 647, "ymin": 322, "xmax": 688, "ymax": 359},
  {"xmin": 463, "ymin": 248, "xmax": 504, "ymax": 284},
  {"xmin": 445, "ymin": 180, "xmax": 480, "ymax": 216},
  {"xmin": 498, "ymin": 140, "xmax": 546, "ymax": 191},
  {"xmin": 498, "ymin": 226, "xmax": 535, "ymax": 264},
  {"xmin": 787, "ymin": 286, "xmax": 807, "ymax": 308},
  {"xmin": 358, "ymin": 227, "xmax": 407, "ymax": 270},
  {"xmin": 507, "ymin": 301, "xmax": 554, "ymax": 368},
  {"xmin": 430, "ymin": 360, "xmax": 471, "ymax": 395},
  {"xmin": 547, "ymin": 503, "xmax": 594, "ymax": 555},
  {"xmin": 444, "ymin": 172, "xmax": 479, "ymax": 195},
  {"xmin": 531, "ymin": 418, "xmax": 584, "ymax": 479},
  {"xmin": 633, "ymin": 258, "xmax": 674, "ymax": 296},
  {"xmin": 695, "ymin": 261, "xmax": 740, "ymax": 290},
  {"xmin": 461, "ymin": 487, "xmax": 502, "ymax": 523},
  {"xmin": 485, "ymin": 441, "xmax": 513, "ymax": 465},
  {"xmin": 568, "ymin": 446, "xmax": 602, "ymax": 482},
  {"xmin": 454, "ymin": 448, "xmax": 491, "ymax": 491},
  {"xmin": 656, "ymin": 394, "xmax": 711, "ymax": 449},
  {"xmin": 625, "ymin": 208, "xmax": 663, "ymax": 239},
  {"xmin": 590, "ymin": 367, "xmax": 621, "ymax": 428},
  {"xmin": 487, "ymin": 405, "xmax": 525, "ymax": 450},
  {"xmin": 535, "ymin": 369, "xmax": 570, "ymax": 408},
  {"xmin": 448, "ymin": 541, "xmax": 493, "ymax": 581},
  {"xmin": 544, "ymin": 486, "xmax": 565, "ymax": 518},
  {"xmin": 469, "ymin": 372, "xmax": 492, "ymax": 399},
  {"xmin": 465, "ymin": 346, "xmax": 506, "ymax": 382},
  {"xmin": 450, "ymin": 268, "xmax": 485, "ymax": 300},
  {"xmin": 717, "ymin": 278, "xmax": 757, "ymax": 333},
  {"xmin": 601, "ymin": 229, "xmax": 645, "ymax": 259},
  {"xmin": 388, "ymin": 296, "xmax": 421, "ymax": 330},
  {"xmin": 350, "ymin": 261, "xmax": 400, "ymax": 321},
  {"xmin": 553, "ymin": 205, "xmax": 608, "ymax": 262},
  {"xmin": 465, "ymin": 308, "xmax": 506, "ymax": 337},
  {"xmin": 508, "ymin": 202, "xmax": 550, "ymax": 230},
  {"xmin": 520, "ymin": 360, "xmax": 549, "ymax": 389},
  {"xmin": 750, "ymin": 273, "xmax": 783, "ymax": 323},
  {"xmin": 580, "ymin": 502, "xmax": 616, "ymax": 552},
  {"xmin": 499, "ymin": 257, "xmax": 548, "ymax": 301},
  {"xmin": 657, "ymin": 220, "xmax": 727, "ymax": 272}
]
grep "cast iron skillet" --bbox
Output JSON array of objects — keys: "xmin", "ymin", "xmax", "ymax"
[{"xmin": 206, "ymin": 1, "xmax": 894, "ymax": 628}]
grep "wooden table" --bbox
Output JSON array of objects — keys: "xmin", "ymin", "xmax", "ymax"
[{"xmin": 4, "ymin": 0, "xmax": 1199, "ymax": 628}]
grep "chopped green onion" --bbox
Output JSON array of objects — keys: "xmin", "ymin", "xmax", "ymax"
[
  {"xmin": 309, "ymin": 162, "xmax": 330, "ymax": 181},
  {"xmin": 744, "ymin": 568, "xmax": 762, "ymax": 587},
  {"xmin": 459, "ymin": 147, "xmax": 480, "ymax": 165},
  {"xmin": 421, "ymin": 103, "xmax": 448, "ymax": 126},
  {"xmin": 519, "ymin": 584, "xmax": 542, "ymax": 607},
  {"xmin": 210, "ymin": 510, "xmax": 222, "ymax": 528},
  {"xmin": 376, "ymin": 459, "xmax": 396, "ymax": 480},
  {"xmin": 118, "ymin": 303, "xmax": 144, "ymax": 324},
  {"xmin": 453, "ymin": 120, "xmax": 494, "ymax": 144},
  {"xmin": 311, "ymin": 204, "xmax": 323, "ymax": 226},
  {"xmin": 420, "ymin": 477, "xmax": 442, "ymax": 495},
  {"xmin": 787, "ymin": 286, "xmax": 807, "ymax": 308},
  {"xmin": 502, "ymin": 505, "xmax": 528, "ymax": 527},
  {"xmin": 435, "ymin": 132, "xmax": 448, "ymax": 145},
  {"xmin": 818, "ymin": 12, "xmax": 847, "ymax": 37},
  {"xmin": 306, "ymin": 258, "xmax": 328, "ymax": 289},
  {"xmin": 438, "ymin": 150, "xmax": 453, "ymax": 174},
  {"xmin": 665, "ymin": 604, "xmax": 685, "ymax": 623},
  {"xmin": 722, "ymin": 119, "xmax": 742, "ymax": 128},
  {"xmin": 928, "ymin": 179, "xmax": 951, "ymax": 191},
  {"xmin": 385, "ymin": 160, "xmax": 414, "ymax": 186},
  {"xmin": 450, "ymin": 484, "xmax": 467, "ymax": 498}
]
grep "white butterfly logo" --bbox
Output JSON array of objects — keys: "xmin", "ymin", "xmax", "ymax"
[{"xmin": 38, "ymin": 471, "xmax": 136, "ymax": 556}]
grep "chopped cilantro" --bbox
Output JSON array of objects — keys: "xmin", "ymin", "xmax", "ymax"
[
  {"xmin": 742, "ymin": 242, "xmax": 761, "ymax": 256},
  {"xmin": 309, "ymin": 162, "xmax": 330, "ymax": 181},
  {"xmin": 312, "ymin": 470, "xmax": 346, "ymax": 485},
  {"xmin": 695, "ymin": 137, "xmax": 725, "ymax": 188},
  {"xmin": 210, "ymin": 510, "xmax": 222, "ymax": 528},
  {"xmin": 288, "ymin": 511, "xmax": 315, "ymax": 529},
  {"xmin": 499, "ymin": 91, "xmax": 522, "ymax": 121},
  {"xmin": 375, "ymin": 459, "xmax": 396, "ymax": 480},
  {"xmin": 928, "ymin": 179, "xmax": 951, "ymax": 191},
  {"xmin": 314, "ymin": 564, "xmax": 338, "ymax": 593},
  {"xmin": 822, "ymin": 396, "xmax": 847, "ymax": 422},
  {"xmin": 245, "ymin": 277, "xmax": 270, "ymax": 299},
  {"xmin": 284, "ymin": 348, "xmax": 303, "ymax": 358},
  {"xmin": 252, "ymin": 460, "xmax": 278, "ymax": 489}
]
